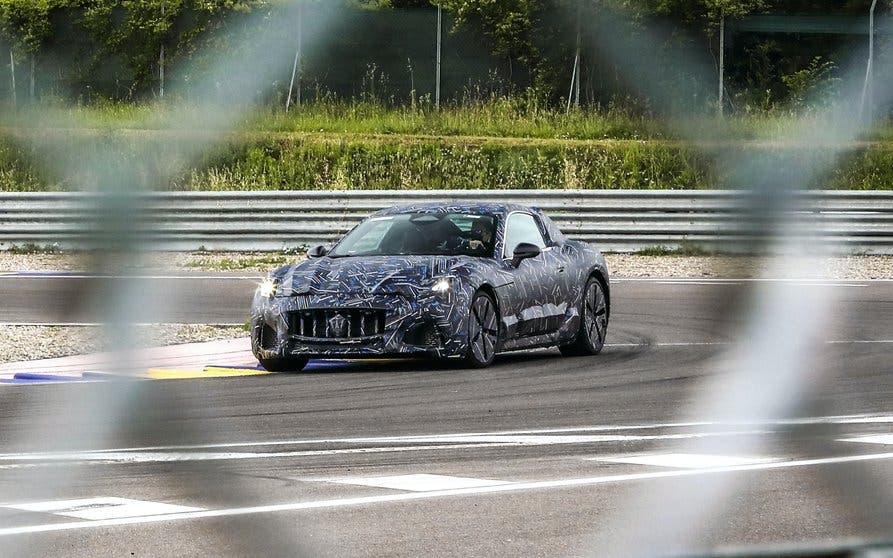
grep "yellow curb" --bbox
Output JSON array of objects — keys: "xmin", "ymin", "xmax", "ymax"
[{"xmin": 146, "ymin": 367, "xmax": 271, "ymax": 379}]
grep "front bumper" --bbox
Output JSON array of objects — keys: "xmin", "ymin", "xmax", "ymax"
[{"xmin": 250, "ymin": 291, "xmax": 470, "ymax": 360}]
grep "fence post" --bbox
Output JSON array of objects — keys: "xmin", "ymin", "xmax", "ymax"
[
  {"xmin": 860, "ymin": 0, "xmax": 879, "ymax": 121},
  {"xmin": 159, "ymin": 0, "xmax": 165, "ymax": 98},
  {"xmin": 9, "ymin": 50, "xmax": 16, "ymax": 107},
  {"xmin": 718, "ymin": 13, "xmax": 725, "ymax": 118},
  {"xmin": 436, "ymin": 4, "xmax": 442, "ymax": 109},
  {"xmin": 286, "ymin": 3, "xmax": 304, "ymax": 112}
]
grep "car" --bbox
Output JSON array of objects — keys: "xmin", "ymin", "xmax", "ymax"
[{"xmin": 250, "ymin": 202, "xmax": 610, "ymax": 371}]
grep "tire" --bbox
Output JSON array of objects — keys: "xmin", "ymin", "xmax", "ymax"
[
  {"xmin": 464, "ymin": 291, "xmax": 499, "ymax": 368},
  {"xmin": 258, "ymin": 356, "xmax": 309, "ymax": 373},
  {"xmin": 560, "ymin": 276, "xmax": 608, "ymax": 357}
]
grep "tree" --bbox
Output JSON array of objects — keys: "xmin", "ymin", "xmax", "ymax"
[{"xmin": 0, "ymin": 0, "xmax": 63, "ymax": 102}]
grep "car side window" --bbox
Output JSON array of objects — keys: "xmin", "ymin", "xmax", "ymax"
[{"xmin": 503, "ymin": 213, "xmax": 547, "ymax": 258}]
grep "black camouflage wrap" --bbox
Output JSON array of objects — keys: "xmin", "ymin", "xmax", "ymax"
[{"xmin": 250, "ymin": 203, "xmax": 609, "ymax": 362}]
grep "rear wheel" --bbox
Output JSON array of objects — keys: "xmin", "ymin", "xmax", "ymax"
[
  {"xmin": 560, "ymin": 276, "xmax": 608, "ymax": 357},
  {"xmin": 464, "ymin": 291, "xmax": 499, "ymax": 368},
  {"xmin": 258, "ymin": 356, "xmax": 309, "ymax": 373}
]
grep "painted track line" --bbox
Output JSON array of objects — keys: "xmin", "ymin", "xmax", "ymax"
[
  {"xmin": 0, "ymin": 431, "xmax": 772, "ymax": 467},
  {"xmin": 4, "ymin": 413, "xmax": 889, "ymax": 455},
  {"xmin": 2, "ymin": 274, "xmax": 890, "ymax": 283},
  {"xmin": 2, "ymin": 451, "xmax": 893, "ymax": 537},
  {"xmin": 0, "ymin": 322, "xmax": 246, "ymax": 327},
  {"xmin": 0, "ymin": 274, "xmax": 260, "ymax": 280}
]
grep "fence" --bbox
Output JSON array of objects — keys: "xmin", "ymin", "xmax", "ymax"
[{"xmin": 1, "ymin": 190, "xmax": 892, "ymax": 254}]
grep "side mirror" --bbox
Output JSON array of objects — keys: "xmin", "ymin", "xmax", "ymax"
[
  {"xmin": 511, "ymin": 242, "xmax": 541, "ymax": 267},
  {"xmin": 307, "ymin": 245, "xmax": 328, "ymax": 258}
]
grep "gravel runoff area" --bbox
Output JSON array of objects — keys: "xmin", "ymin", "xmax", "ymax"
[
  {"xmin": 2, "ymin": 250, "xmax": 891, "ymax": 364},
  {"xmin": 2, "ymin": 251, "xmax": 893, "ymax": 279},
  {"xmin": 0, "ymin": 324, "xmax": 247, "ymax": 364}
]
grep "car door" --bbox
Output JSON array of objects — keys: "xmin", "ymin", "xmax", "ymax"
[{"xmin": 500, "ymin": 212, "xmax": 564, "ymax": 339}]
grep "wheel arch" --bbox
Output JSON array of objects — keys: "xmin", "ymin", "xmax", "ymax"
[
  {"xmin": 476, "ymin": 283, "xmax": 500, "ymax": 313},
  {"xmin": 587, "ymin": 268, "xmax": 610, "ymax": 321},
  {"xmin": 474, "ymin": 283, "xmax": 502, "ymax": 338}
]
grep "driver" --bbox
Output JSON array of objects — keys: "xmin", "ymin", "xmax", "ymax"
[{"xmin": 468, "ymin": 218, "xmax": 493, "ymax": 254}]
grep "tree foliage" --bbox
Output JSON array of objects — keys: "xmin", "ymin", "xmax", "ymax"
[{"xmin": 0, "ymin": 0, "xmax": 886, "ymax": 110}]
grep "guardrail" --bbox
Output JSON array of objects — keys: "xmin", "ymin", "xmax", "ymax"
[{"xmin": 1, "ymin": 190, "xmax": 892, "ymax": 253}]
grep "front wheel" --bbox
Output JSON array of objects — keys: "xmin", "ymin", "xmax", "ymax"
[
  {"xmin": 464, "ymin": 291, "xmax": 499, "ymax": 368},
  {"xmin": 560, "ymin": 276, "xmax": 608, "ymax": 357},
  {"xmin": 258, "ymin": 356, "xmax": 309, "ymax": 373}
]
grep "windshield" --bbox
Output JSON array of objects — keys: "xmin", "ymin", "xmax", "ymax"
[{"xmin": 328, "ymin": 213, "xmax": 496, "ymax": 258}]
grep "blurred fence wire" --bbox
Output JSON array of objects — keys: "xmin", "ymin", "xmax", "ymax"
[
  {"xmin": 0, "ymin": 2, "xmax": 891, "ymax": 557},
  {"xmin": 572, "ymin": 4, "xmax": 893, "ymax": 557}
]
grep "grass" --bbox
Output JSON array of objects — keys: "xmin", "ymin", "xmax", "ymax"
[
  {"xmin": 5, "ymin": 99, "xmax": 892, "ymax": 141},
  {"xmin": 635, "ymin": 244, "xmax": 713, "ymax": 257},
  {"xmin": 0, "ymin": 100, "xmax": 893, "ymax": 191},
  {"xmin": 186, "ymin": 254, "xmax": 295, "ymax": 271},
  {"xmin": 7, "ymin": 243, "xmax": 63, "ymax": 255}
]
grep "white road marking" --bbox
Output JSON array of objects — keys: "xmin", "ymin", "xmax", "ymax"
[
  {"xmin": 1, "ymin": 451, "xmax": 893, "ymax": 537},
  {"xmin": 612, "ymin": 278, "xmax": 892, "ymax": 284},
  {"xmin": 604, "ymin": 340, "xmax": 893, "ymax": 348},
  {"xmin": 5, "ymin": 275, "xmax": 890, "ymax": 283},
  {"xmin": 4, "ymin": 497, "xmax": 203, "ymax": 520},
  {"xmin": 0, "ymin": 425, "xmax": 736, "ymax": 455},
  {"xmin": 0, "ymin": 274, "xmax": 259, "ymax": 280},
  {"xmin": 0, "ymin": 413, "xmax": 888, "ymax": 457},
  {"xmin": 594, "ymin": 453, "xmax": 779, "ymax": 469},
  {"xmin": 0, "ymin": 432, "xmax": 767, "ymax": 468},
  {"xmin": 329, "ymin": 474, "xmax": 510, "ymax": 492},
  {"xmin": 0, "ymin": 322, "xmax": 245, "ymax": 327},
  {"xmin": 654, "ymin": 281, "xmax": 869, "ymax": 287},
  {"xmin": 838, "ymin": 434, "xmax": 893, "ymax": 445}
]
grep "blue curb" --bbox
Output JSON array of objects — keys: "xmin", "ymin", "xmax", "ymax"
[
  {"xmin": 305, "ymin": 360, "xmax": 351, "ymax": 370},
  {"xmin": 13, "ymin": 372, "xmax": 89, "ymax": 382}
]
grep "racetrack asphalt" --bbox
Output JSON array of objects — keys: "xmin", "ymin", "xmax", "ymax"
[{"xmin": 0, "ymin": 275, "xmax": 890, "ymax": 556}]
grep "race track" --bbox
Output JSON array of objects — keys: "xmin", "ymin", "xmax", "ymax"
[{"xmin": 0, "ymin": 276, "xmax": 891, "ymax": 556}]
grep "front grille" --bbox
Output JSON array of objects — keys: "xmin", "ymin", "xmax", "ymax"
[{"xmin": 289, "ymin": 309, "xmax": 386, "ymax": 340}]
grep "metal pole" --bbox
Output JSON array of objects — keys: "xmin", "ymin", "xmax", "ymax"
[
  {"xmin": 159, "ymin": 0, "xmax": 165, "ymax": 99},
  {"xmin": 9, "ymin": 50, "xmax": 16, "ymax": 107},
  {"xmin": 285, "ymin": 4, "xmax": 304, "ymax": 111},
  {"xmin": 286, "ymin": 51, "xmax": 298, "ymax": 112},
  {"xmin": 435, "ymin": 4, "xmax": 442, "ymax": 109},
  {"xmin": 860, "ymin": 0, "xmax": 878, "ymax": 120},
  {"xmin": 574, "ymin": 0, "xmax": 582, "ymax": 108},
  {"xmin": 297, "ymin": 4, "xmax": 303, "ymax": 108},
  {"xmin": 718, "ymin": 13, "xmax": 725, "ymax": 118},
  {"xmin": 566, "ymin": 52, "xmax": 578, "ymax": 114}
]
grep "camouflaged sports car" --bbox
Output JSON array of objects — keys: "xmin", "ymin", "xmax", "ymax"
[{"xmin": 250, "ymin": 202, "xmax": 610, "ymax": 371}]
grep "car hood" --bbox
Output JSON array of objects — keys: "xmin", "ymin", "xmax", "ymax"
[{"xmin": 272, "ymin": 255, "xmax": 470, "ymax": 296}]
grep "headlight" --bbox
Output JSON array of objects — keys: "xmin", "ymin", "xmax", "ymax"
[
  {"xmin": 430, "ymin": 276, "xmax": 455, "ymax": 295},
  {"xmin": 258, "ymin": 277, "xmax": 278, "ymax": 298}
]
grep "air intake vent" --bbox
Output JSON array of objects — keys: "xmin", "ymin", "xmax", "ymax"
[{"xmin": 290, "ymin": 309, "xmax": 385, "ymax": 340}]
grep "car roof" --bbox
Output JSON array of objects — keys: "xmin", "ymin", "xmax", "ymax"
[{"xmin": 374, "ymin": 202, "xmax": 535, "ymax": 217}]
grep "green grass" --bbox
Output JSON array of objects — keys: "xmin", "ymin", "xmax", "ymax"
[
  {"xmin": 7, "ymin": 243, "xmax": 63, "ymax": 254},
  {"xmin": 187, "ymin": 254, "xmax": 295, "ymax": 271},
  {"xmin": 0, "ymin": 99, "xmax": 663, "ymax": 140},
  {"xmin": 4, "ymin": 99, "xmax": 892, "ymax": 142},
  {"xmin": 179, "ymin": 137, "xmax": 715, "ymax": 191},
  {"xmin": 1, "ymin": 100, "xmax": 893, "ymax": 191},
  {"xmin": 635, "ymin": 244, "xmax": 713, "ymax": 257}
]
